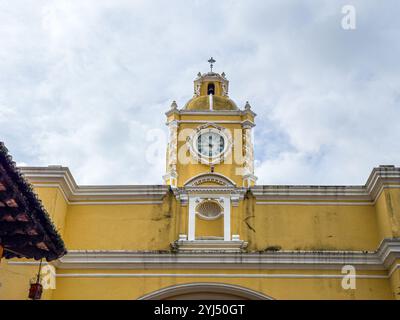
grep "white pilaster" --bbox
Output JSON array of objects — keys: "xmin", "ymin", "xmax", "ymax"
[
  {"xmin": 164, "ymin": 120, "xmax": 179, "ymax": 187},
  {"xmin": 188, "ymin": 197, "xmax": 197, "ymax": 241},
  {"xmin": 242, "ymin": 123, "xmax": 257, "ymax": 187},
  {"xmin": 223, "ymin": 196, "xmax": 231, "ymax": 241}
]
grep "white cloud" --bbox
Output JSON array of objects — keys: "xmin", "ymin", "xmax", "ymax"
[{"xmin": 0, "ymin": 0, "xmax": 399, "ymax": 185}]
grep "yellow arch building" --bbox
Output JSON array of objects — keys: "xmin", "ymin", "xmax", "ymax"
[{"xmin": 1, "ymin": 69, "xmax": 400, "ymax": 300}]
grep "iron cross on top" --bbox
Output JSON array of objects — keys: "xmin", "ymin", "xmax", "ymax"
[{"xmin": 208, "ymin": 57, "xmax": 216, "ymax": 72}]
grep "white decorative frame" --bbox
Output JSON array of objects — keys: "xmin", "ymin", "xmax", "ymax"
[
  {"xmin": 195, "ymin": 198, "xmax": 224, "ymax": 220},
  {"xmin": 188, "ymin": 195, "xmax": 231, "ymax": 241},
  {"xmin": 187, "ymin": 123, "xmax": 232, "ymax": 165}
]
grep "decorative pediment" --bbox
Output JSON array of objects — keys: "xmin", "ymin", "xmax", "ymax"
[
  {"xmin": 195, "ymin": 122, "xmax": 225, "ymax": 132},
  {"xmin": 184, "ymin": 173, "xmax": 236, "ymax": 187}
]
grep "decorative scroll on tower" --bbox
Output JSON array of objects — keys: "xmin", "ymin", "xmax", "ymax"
[
  {"xmin": 242, "ymin": 102, "xmax": 257, "ymax": 188},
  {"xmin": 164, "ymin": 102, "xmax": 179, "ymax": 188}
]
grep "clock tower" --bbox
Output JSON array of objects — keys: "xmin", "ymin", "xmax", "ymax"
[
  {"xmin": 164, "ymin": 59, "xmax": 257, "ymax": 247},
  {"xmin": 164, "ymin": 62, "xmax": 257, "ymax": 189}
]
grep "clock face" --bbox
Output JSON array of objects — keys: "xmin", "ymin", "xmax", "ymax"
[{"xmin": 196, "ymin": 131, "xmax": 225, "ymax": 158}]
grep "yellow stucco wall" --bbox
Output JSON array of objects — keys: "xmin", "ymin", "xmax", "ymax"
[
  {"xmin": 2, "ymin": 183, "xmax": 399, "ymax": 300},
  {"xmin": 64, "ymin": 204, "xmax": 173, "ymax": 250},
  {"xmin": 195, "ymin": 215, "xmax": 224, "ymax": 238},
  {"xmin": 40, "ymin": 269, "xmax": 394, "ymax": 300},
  {"xmin": 0, "ymin": 263, "xmax": 394, "ymax": 300},
  {"xmin": 26, "ymin": 186, "xmax": 384, "ymax": 253},
  {"xmin": 389, "ymin": 261, "xmax": 400, "ymax": 299},
  {"xmin": 248, "ymin": 203, "xmax": 380, "ymax": 251},
  {"xmin": 35, "ymin": 187, "xmax": 68, "ymax": 238},
  {"xmin": 375, "ymin": 189, "xmax": 400, "ymax": 239}
]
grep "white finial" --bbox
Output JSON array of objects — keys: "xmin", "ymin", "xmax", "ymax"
[
  {"xmin": 208, "ymin": 57, "xmax": 216, "ymax": 72},
  {"xmin": 171, "ymin": 100, "xmax": 178, "ymax": 109}
]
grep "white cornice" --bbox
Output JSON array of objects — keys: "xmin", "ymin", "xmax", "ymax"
[
  {"xmin": 9, "ymin": 238, "xmax": 398, "ymax": 273},
  {"xmin": 174, "ymin": 109, "xmax": 257, "ymax": 117},
  {"xmin": 174, "ymin": 110, "xmax": 245, "ymax": 116},
  {"xmin": 365, "ymin": 166, "xmax": 400, "ymax": 199},
  {"xmin": 19, "ymin": 166, "xmax": 169, "ymax": 204},
  {"xmin": 19, "ymin": 166, "xmax": 400, "ymax": 204},
  {"xmin": 52, "ymin": 273, "xmax": 386, "ymax": 279},
  {"xmin": 174, "ymin": 120, "xmax": 255, "ymax": 125},
  {"xmin": 255, "ymin": 201, "xmax": 374, "ymax": 206},
  {"xmin": 251, "ymin": 166, "xmax": 400, "ymax": 203},
  {"xmin": 171, "ymin": 239, "xmax": 248, "ymax": 253}
]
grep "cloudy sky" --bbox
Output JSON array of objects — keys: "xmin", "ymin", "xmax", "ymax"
[{"xmin": 0, "ymin": 0, "xmax": 399, "ymax": 186}]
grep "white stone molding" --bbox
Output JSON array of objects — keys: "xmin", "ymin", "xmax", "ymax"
[
  {"xmin": 178, "ymin": 234, "xmax": 188, "ymax": 241},
  {"xmin": 242, "ymin": 124, "xmax": 257, "ymax": 187},
  {"xmin": 49, "ymin": 272, "xmax": 386, "ymax": 280},
  {"xmin": 194, "ymin": 83, "xmax": 201, "ymax": 97},
  {"xmin": 184, "ymin": 172, "xmax": 236, "ymax": 187},
  {"xmin": 172, "ymin": 189, "xmax": 189, "ymax": 206},
  {"xmin": 223, "ymin": 196, "xmax": 231, "ymax": 241},
  {"xmin": 365, "ymin": 166, "xmax": 400, "ymax": 199},
  {"xmin": 242, "ymin": 119, "xmax": 255, "ymax": 129},
  {"xmin": 251, "ymin": 166, "xmax": 400, "ymax": 203},
  {"xmin": 221, "ymin": 82, "xmax": 228, "ymax": 97},
  {"xmin": 171, "ymin": 239, "xmax": 248, "ymax": 253},
  {"xmin": 184, "ymin": 187, "xmax": 237, "ymax": 194},
  {"xmin": 177, "ymin": 120, "xmax": 255, "ymax": 125},
  {"xmin": 18, "ymin": 166, "xmax": 400, "ymax": 205},
  {"xmin": 19, "ymin": 166, "xmax": 169, "ymax": 204},
  {"xmin": 164, "ymin": 120, "xmax": 179, "ymax": 187},
  {"xmin": 188, "ymin": 196, "xmax": 197, "ymax": 241},
  {"xmin": 195, "ymin": 199, "xmax": 224, "ymax": 220},
  {"xmin": 230, "ymin": 193, "xmax": 245, "ymax": 207},
  {"xmin": 178, "ymin": 110, "xmax": 256, "ymax": 116},
  {"xmin": 173, "ymin": 187, "xmax": 246, "ymax": 216},
  {"xmin": 162, "ymin": 170, "xmax": 178, "ymax": 189},
  {"xmin": 12, "ymin": 239, "xmax": 398, "ymax": 272},
  {"xmin": 186, "ymin": 194, "xmax": 233, "ymax": 243}
]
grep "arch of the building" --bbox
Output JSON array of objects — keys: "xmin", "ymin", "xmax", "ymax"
[
  {"xmin": 184, "ymin": 172, "xmax": 236, "ymax": 187},
  {"xmin": 138, "ymin": 282, "xmax": 274, "ymax": 300}
]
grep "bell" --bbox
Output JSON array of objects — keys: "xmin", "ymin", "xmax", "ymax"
[{"xmin": 207, "ymin": 83, "xmax": 215, "ymax": 95}]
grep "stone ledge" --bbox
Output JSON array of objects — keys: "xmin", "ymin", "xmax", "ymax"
[{"xmin": 171, "ymin": 239, "xmax": 248, "ymax": 253}]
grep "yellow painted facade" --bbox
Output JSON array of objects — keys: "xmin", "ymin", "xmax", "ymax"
[{"xmin": 1, "ymin": 70, "xmax": 400, "ymax": 300}]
